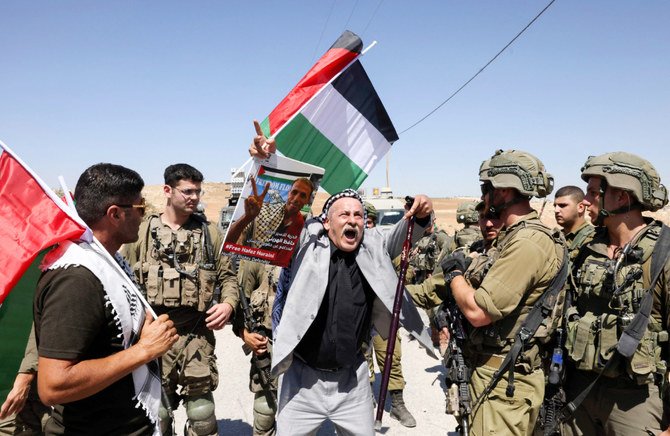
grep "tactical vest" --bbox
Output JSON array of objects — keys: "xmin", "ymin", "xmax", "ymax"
[
  {"xmin": 468, "ymin": 220, "xmax": 566, "ymax": 368},
  {"xmin": 565, "ymin": 222, "xmax": 669, "ymax": 384},
  {"xmin": 464, "ymin": 246, "xmax": 499, "ymax": 290},
  {"xmin": 566, "ymin": 223, "xmax": 596, "ymax": 263},
  {"xmin": 135, "ymin": 214, "xmax": 217, "ymax": 312},
  {"xmin": 248, "ymin": 265, "xmax": 278, "ymax": 332},
  {"xmin": 452, "ymin": 226, "xmax": 482, "ymax": 252},
  {"xmin": 410, "ymin": 233, "xmax": 441, "ymax": 272}
]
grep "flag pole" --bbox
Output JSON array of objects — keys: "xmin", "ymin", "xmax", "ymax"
[
  {"xmin": 58, "ymin": 175, "xmax": 76, "ymax": 210},
  {"xmin": 268, "ymin": 40, "xmax": 378, "ymax": 141},
  {"xmin": 375, "ymin": 215, "xmax": 415, "ymax": 430}
]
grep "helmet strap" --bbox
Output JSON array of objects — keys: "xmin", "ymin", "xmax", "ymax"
[
  {"xmin": 595, "ymin": 179, "xmax": 641, "ymax": 225},
  {"xmin": 486, "ymin": 189, "xmax": 523, "ymax": 220}
]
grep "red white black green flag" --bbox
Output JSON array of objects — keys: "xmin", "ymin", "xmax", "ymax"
[{"xmin": 260, "ymin": 30, "xmax": 398, "ymax": 194}]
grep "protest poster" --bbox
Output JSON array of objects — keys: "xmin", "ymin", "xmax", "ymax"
[{"xmin": 222, "ymin": 154, "xmax": 324, "ymax": 267}]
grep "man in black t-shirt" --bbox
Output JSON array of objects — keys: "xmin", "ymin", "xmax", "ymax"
[{"xmin": 34, "ymin": 164, "xmax": 178, "ymax": 434}]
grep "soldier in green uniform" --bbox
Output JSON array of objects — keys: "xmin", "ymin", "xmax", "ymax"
[
  {"xmin": 408, "ymin": 216, "xmax": 452, "ymax": 285},
  {"xmin": 553, "ymin": 185, "xmax": 595, "ymax": 262},
  {"xmin": 0, "ymin": 327, "xmax": 50, "ymax": 435},
  {"xmin": 448, "ymin": 201, "xmax": 483, "ymax": 254},
  {"xmin": 123, "ymin": 164, "xmax": 239, "ymax": 436},
  {"xmin": 562, "ymin": 152, "xmax": 670, "ymax": 435},
  {"xmin": 235, "ymin": 260, "xmax": 279, "ymax": 436},
  {"xmin": 440, "ymin": 149, "xmax": 565, "ymax": 435}
]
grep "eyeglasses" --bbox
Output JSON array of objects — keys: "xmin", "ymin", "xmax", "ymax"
[
  {"xmin": 117, "ymin": 198, "xmax": 146, "ymax": 217},
  {"xmin": 175, "ymin": 187, "xmax": 205, "ymax": 198}
]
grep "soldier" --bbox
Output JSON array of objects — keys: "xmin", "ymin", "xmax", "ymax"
[
  {"xmin": 364, "ymin": 202, "xmax": 377, "ymax": 229},
  {"xmin": 235, "ymin": 260, "xmax": 279, "ymax": 436},
  {"xmin": 553, "ymin": 185, "xmax": 595, "ymax": 261},
  {"xmin": 449, "ymin": 200, "xmax": 483, "ymax": 253},
  {"xmin": 408, "ymin": 215, "xmax": 452, "ymax": 285},
  {"xmin": 0, "ymin": 327, "xmax": 50, "ymax": 435},
  {"xmin": 440, "ymin": 149, "xmax": 565, "ymax": 435},
  {"xmin": 562, "ymin": 152, "xmax": 670, "ymax": 435},
  {"xmin": 122, "ymin": 164, "xmax": 238, "ymax": 436}
]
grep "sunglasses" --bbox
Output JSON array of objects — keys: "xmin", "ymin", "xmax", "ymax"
[{"xmin": 117, "ymin": 198, "xmax": 147, "ymax": 216}]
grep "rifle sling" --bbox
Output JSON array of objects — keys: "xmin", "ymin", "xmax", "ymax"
[
  {"xmin": 558, "ymin": 224, "xmax": 670, "ymax": 427},
  {"xmin": 473, "ymin": 246, "xmax": 569, "ymax": 410}
]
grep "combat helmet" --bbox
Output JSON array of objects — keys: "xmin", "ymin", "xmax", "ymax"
[
  {"xmin": 456, "ymin": 201, "xmax": 479, "ymax": 224},
  {"xmin": 364, "ymin": 201, "xmax": 377, "ymax": 221},
  {"xmin": 479, "ymin": 149, "xmax": 554, "ymax": 198},
  {"xmin": 581, "ymin": 152, "xmax": 668, "ymax": 212}
]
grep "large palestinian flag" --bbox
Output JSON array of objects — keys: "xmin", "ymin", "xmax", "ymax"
[{"xmin": 260, "ymin": 30, "xmax": 399, "ymax": 194}]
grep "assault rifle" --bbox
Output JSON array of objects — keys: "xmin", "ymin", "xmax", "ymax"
[
  {"xmin": 538, "ymin": 289, "xmax": 570, "ymax": 436},
  {"xmin": 434, "ymin": 297, "xmax": 472, "ymax": 436},
  {"xmin": 238, "ymin": 286, "xmax": 277, "ymax": 410}
]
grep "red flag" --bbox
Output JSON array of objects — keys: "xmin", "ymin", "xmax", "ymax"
[{"xmin": 0, "ymin": 147, "xmax": 88, "ymax": 304}]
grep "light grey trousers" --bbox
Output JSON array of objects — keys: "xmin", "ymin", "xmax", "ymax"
[{"xmin": 276, "ymin": 357, "xmax": 374, "ymax": 436}]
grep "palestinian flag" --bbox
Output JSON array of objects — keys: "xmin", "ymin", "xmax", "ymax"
[
  {"xmin": 0, "ymin": 142, "xmax": 89, "ymax": 305},
  {"xmin": 260, "ymin": 30, "xmax": 399, "ymax": 193}
]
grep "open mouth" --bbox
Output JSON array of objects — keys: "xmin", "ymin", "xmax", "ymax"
[{"xmin": 343, "ymin": 227, "xmax": 358, "ymax": 242}]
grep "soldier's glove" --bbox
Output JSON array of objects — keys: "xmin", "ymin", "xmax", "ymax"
[{"xmin": 441, "ymin": 251, "xmax": 470, "ymax": 287}]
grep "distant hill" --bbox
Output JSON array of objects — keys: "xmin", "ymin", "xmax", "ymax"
[{"xmin": 142, "ymin": 182, "xmax": 669, "ymax": 235}]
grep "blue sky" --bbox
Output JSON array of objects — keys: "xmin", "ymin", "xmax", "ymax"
[{"xmin": 2, "ymin": 1, "xmax": 668, "ymax": 198}]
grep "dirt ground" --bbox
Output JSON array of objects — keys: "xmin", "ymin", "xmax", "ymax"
[{"xmin": 144, "ymin": 182, "xmax": 670, "ymax": 232}]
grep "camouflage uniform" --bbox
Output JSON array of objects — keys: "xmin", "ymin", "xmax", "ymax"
[
  {"xmin": 564, "ymin": 221, "xmax": 595, "ymax": 263},
  {"xmin": 0, "ymin": 327, "xmax": 50, "ymax": 436},
  {"xmin": 563, "ymin": 153, "xmax": 670, "ymax": 435},
  {"xmin": 123, "ymin": 213, "xmax": 238, "ymax": 436},
  {"xmin": 235, "ymin": 260, "xmax": 279, "ymax": 436},
  {"xmin": 408, "ymin": 229, "xmax": 451, "ymax": 285},
  {"xmin": 468, "ymin": 150, "xmax": 564, "ymax": 436}
]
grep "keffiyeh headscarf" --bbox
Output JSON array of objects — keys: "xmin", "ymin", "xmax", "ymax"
[{"xmin": 318, "ymin": 189, "xmax": 366, "ymax": 222}]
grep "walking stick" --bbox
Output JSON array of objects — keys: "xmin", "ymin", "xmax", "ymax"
[{"xmin": 374, "ymin": 214, "xmax": 415, "ymax": 430}]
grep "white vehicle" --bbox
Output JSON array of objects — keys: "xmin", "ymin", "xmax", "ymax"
[{"xmin": 363, "ymin": 187, "xmax": 406, "ymax": 228}]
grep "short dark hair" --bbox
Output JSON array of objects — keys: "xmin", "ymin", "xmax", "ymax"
[
  {"xmin": 74, "ymin": 163, "xmax": 144, "ymax": 226},
  {"xmin": 555, "ymin": 185, "xmax": 585, "ymax": 202},
  {"xmin": 164, "ymin": 163, "xmax": 204, "ymax": 187},
  {"xmin": 293, "ymin": 177, "xmax": 315, "ymax": 196}
]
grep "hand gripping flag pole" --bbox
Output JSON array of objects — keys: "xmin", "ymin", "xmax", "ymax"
[{"xmin": 374, "ymin": 215, "xmax": 415, "ymax": 430}]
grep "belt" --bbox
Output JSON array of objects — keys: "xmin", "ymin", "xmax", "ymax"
[{"xmin": 294, "ymin": 353, "xmax": 343, "ymax": 373}]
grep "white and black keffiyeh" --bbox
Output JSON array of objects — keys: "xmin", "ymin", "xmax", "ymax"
[
  {"xmin": 318, "ymin": 189, "xmax": 366, "ymax": 222},
  {"xmin": 41, "ymin": 240, "xmax": 161, "ymax": 433}
]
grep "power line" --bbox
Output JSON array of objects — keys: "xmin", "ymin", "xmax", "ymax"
[
  {"xmin": 360, "ymin": 0, "xmax": 386, "ymax": 39},
  {"xmin": 399, "ymin": 0, "xmax": 557, "ymax": 136},
  {"xmin": 343, "ymin": 0, "xmax": 360, "ymax": 30},
  {"xmin": 311, "ymin": 0, "xmax": 338, "ymax": 63}
]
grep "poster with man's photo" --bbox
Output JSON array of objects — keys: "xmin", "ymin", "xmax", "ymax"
[{"xmin": 222, "ymin": 154, "xmax": 324, "ymax": 267}]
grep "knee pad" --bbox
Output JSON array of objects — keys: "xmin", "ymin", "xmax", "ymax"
[
  {"xmin": 253, "ymin": 391, "xmax": 277, "ymax": 416},
  {"xmin": 253, "ymin": 392, "xmax": 276, "ymax": 433},
  {"xmin": 185, "ymin": 393, "xmax": 217, "ymax": 435}
]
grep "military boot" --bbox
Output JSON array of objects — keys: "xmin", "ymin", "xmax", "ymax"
[{"xmin": 389, "ymin": 389, "xmax": 416, "ymax": 428}]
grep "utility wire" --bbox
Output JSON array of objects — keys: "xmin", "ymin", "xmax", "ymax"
[
  {"xmin": 311, "ymin": 0, "xmax": 338, "ymax": 63},
  {"xmin": 343, "ymin": 0, "xmax": 360, "ymax": 30},
  {"xmin": 360, "ymin": 0, "xmax": 386, "ymax": 39},
  {"xmin": 399, "ymin": 0, "xmax": 557, "ymax": 136}
]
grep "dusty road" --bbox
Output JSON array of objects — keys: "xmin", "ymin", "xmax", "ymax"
[{"xmin": 173, "ymin": 320, "xmax": 459, "ymax": 435}]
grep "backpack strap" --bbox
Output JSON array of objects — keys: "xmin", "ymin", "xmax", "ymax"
[
  {"xmin": 137, "ymin": 214, "xmax": 160, "ymax": 286},
  {"xmin": 472, "ymin": 244, "xmax": 569, "ymax": 411}
]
